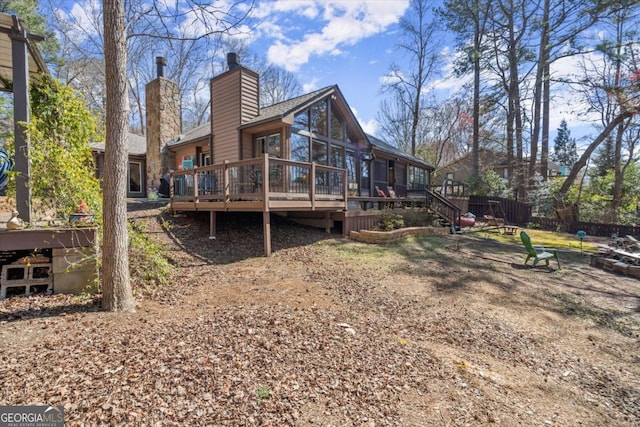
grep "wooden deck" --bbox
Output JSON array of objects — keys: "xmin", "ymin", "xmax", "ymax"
[
  {"xmin": 170, "ymin": 157, "xmax": 433, "ymax": 256},
  {"xmin": 171, "ymin": 156, "xmax": 348, "ymax": 213}
]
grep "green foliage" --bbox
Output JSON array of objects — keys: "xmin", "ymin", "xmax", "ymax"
[
  {"xmin": 377, "ymin": 209, "xmax": 405, "ymax": 231},
  {"xmin": 1, "ymin": 0, "xmax": 61, "ymax": 65},
  {"xmin": 467, "ymin": 169, "xmax": 511, "ymax": 198},
  {"xmin": 401, "ymin": 208, "xmax": 436, "ymax": 227},
  {"xmin": 552, "ymin": 119, "xmax": 578, "ymax": 167},
  {"xmin": 256, "ymin": 387, "xmax": 271, "ymax": 405},
  {"xmin": 5, "ymin": 77, "xmax": 103, "ymax": 224},
  {"xmin": 591, "ymin": 137, "xmax": 615, "ymax": 177},
  {"xmin": 578, "ymin": 162, "xmax": 640, "ymax": 225},
  {"xmin": 128, "ymin": 220, "xmax": 171, "ymax": 293}
]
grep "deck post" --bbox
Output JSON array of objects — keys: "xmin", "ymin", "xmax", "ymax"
[
  {"xmin": 263, "ymin": 211, "xmax": 271, "ymax": 256},
  {"xmin": 223, "ymin": 160, "xmax": 229, "ymax": 208},
  {"xmin": 262, "ymin": 155, "xmax": 271, "ymax": 256},
  {"xmin": 209, "ymin": 211, "xmax": 216, "ymax": 238},
  {"xmin": 193, "ymin": 166, "xmax": 199, "ymax": 201},
  {"xmin": 324, "ymin": 211, "xmax": 331, "ymax": 233},
  {"xmin": 310, "ymin": 162, "xmax": 316, "ymax": 210}
]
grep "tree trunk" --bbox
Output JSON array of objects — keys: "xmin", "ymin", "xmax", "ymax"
[
  {"xmin": 471, "ymin": 13, "xmax": 481, "ymax": 178},
  {"xmin": 611, "ymin": 120, "xmax": 625, "ymax": 217},
  {"xmin": 102, "ymin": 0, "xmax": 135, "ymax": 312},
  {"xmin": 541, "ymin": 58, "xmax": 550, "ymax": 182}
]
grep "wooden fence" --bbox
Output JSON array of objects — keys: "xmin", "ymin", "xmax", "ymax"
[
  {"xmin": 468, "ymin": 195, "xmax": 531, "ymax": 226},
  {"xmin": 530, "ymin": 217, "xmax": 640, "ymax": 238},
  {"xmin": 466, "ymin": 195, "xmax": 640, "ymax": 237}
]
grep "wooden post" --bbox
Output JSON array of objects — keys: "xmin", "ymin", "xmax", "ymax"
[
  {"xmin": 324, "ymin": 211, "xmax": 331, "ymax": 233},
  {"xmin": 310, "ymin": 162, "xmax": 316, "ymax": 210},
  {"xmin": 193, "ymin": 166, "xmax": 199, "ymax": 200},
  {"xmin": 209, "ymin": 211, "xmax": 216, "ymax": 239},
  {"xmin": 263, "ymin": 211, "xmax": 271, "ymax": 256},
  {"xmin": 11, "ymin": 20, "xmax": 31, "ymax": 223},
  {"xmin": 343, "ymin": 169, "xmax": 348, "ymax": 209},
  {"xmin": 262, "ymin": 155, "xmax": 271, "ymax": 256},
  {"xmin": 223, "ymin": 160, "xmax": 229, "ymax": 208}
]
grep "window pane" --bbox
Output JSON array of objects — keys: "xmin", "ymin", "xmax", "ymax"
[
  {"xmin": 346, "ymin": 150, "xmax": 356, "ymax": 181},
  {"xmin": 129, "ymin": 162, "xmax": 142, "ymax": 193},
  {"xmin": 396, "ymin": 164, "xmax": 406, "ymax": 185},
  {"xmin": 312, "ymin": 139, "xmax": 328, "ymax": 165},
  {"xmin": 330, "ymin": 107, "xmax": 344, "ymax": 141},
  {"xmin": 310, "ymin": 100, "xmax": 327, "ymax": 136},
  {"xmin": 294, "ymin": 111, "xmax": 309, "ymax": 130},
  {"xmin": 267, "ymin": 134, "xmax": 281, "ymax": 158},
  {"xmin": 330, "ymin": 144, "xmax": 344, "ymax": 168},
  {"xmin": 291, "ymin": 133, "xmax": 309, "ymax": 162},
  {"xmin": 373, "ymin": 159, "xmax": 387, "ymax": 182}
]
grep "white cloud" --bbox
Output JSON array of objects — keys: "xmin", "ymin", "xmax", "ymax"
[
  {"xmin": 54, "ymin": 0, "xmax": 102, "ymax": 44},
  {"xmin": 352, "ymin": 107, "xmax": 379, "ymax": 135},
  {"xmin": 302, "ymin": 78, "xmax": 320, "ymax": 93},
  {"xmin": 261, "ymin": 0, "xmax": 410, "ymax": 71}
]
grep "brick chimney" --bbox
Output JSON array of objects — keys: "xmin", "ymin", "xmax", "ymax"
[
  {"xmin": 145, "ymin": 56, "xmax": 180, "ymax": 193},
  {"xmin": 210, "ymin": 52, "xmax": 259, "ymax": 162}
]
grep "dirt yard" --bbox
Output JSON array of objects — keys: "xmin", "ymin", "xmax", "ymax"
[{"xmin": 1, "ymin": 201, "xmax": 638, "ymax": 426}]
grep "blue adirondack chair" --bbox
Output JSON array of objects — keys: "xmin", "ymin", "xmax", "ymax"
[{"xmin": 520, "ymin": 231, "xmax": 560, "ymax": 269}]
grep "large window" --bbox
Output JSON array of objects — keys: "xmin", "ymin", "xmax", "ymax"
[
  {"xmin": 291, "ymin": 133, "xmax": 309, "ymax": 162},
  {"xmin": 373, "ymin": 159, "xmax": 387, "ymax": 183},
  {"xmin": 331, "ymin": 108, "xmax": 344, "ymax": 141},
  {"xmin": 312, "ymin": 139, "xmax": 328, "ymax": 165},
  {"xmin": 254, "ymin": 133, "xmax": 281, "ymax": 158},
  {"xmin": 330, "ymin": 144, "xmax": 344, "ymax": 168},
  {"xmin": 128, "ymin": 161, "xmax": 143, "ymax": 194},
  {"xmin": 310, "ymin": 101, "xmax": 327, "ymax": 136},
  {"xmin": 409, "ymin": 166, "xmax": 427, "ymax": 190},
  {"xmin": 396, "ymin": 164, "xmax": 407, "ymax": 186}
]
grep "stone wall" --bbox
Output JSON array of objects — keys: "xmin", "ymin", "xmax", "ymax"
[
  {"xmin": 146, "ymin": 77, "xmax": 180, "ymax": 191},
  {"xmin": 349, "ymin": 226, "xmax": 449, "ymax": 244}
]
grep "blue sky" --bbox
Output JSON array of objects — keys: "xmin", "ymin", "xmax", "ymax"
[
  {"xmin": 242, "ymin": 0, "xmax": 414, "ymax": 135},
  {"xmin": 54, "ymin": 0, "xmax": 610, "ymax": 145}
]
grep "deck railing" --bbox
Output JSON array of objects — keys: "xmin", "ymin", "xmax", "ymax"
[{"xmin": 170, "ymin": 156, "xmax": 348, "ymax": 208}]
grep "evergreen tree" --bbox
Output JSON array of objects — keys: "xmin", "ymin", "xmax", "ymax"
[
  {"xmin": 552, "ymin": 120, "xmax": 578, "ymax": 167},
  {"xmin": 591, "ymin": 136, "xmax": 615, "ymax": 177}
]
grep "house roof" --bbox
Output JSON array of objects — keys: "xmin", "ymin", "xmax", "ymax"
[
  {"xmin": 0, "ymin": 13, "xmax": 49, "ymax": 93},
  {"xmin": 367, "ymin": 134, "xmax": 434, "ymax": 170},
  {"xmin": 168, "ymin": 122, "xmax": 210, "ymax": 147},
  {"xmin": 90, "ymin": 133, "xmax": 147, "ymax": 156},
  {"xmin": 239, "ymin": 86, "xmax": 336, "ymax": 128}
]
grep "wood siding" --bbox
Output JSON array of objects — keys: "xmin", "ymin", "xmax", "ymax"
[
  {"xmin": 240, "ymin": 69, "xmax": 259, "ymax": 123},
  {"xmin": 211, "ymin": 67, "xmax": 259, "ymax": 163}
]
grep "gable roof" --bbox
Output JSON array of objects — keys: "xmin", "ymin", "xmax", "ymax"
[
  {"xmin": 367, "ymin": 134, "xmax": 434, "ymax": 170},
  {"xmin": 240, "ymin": 86, "xmax": 336, "ymax": 128},
  {"xmin": 168, "ymin": 122, "xmax": 210, "ymax": 147}
]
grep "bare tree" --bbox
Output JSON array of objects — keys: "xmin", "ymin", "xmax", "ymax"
[
  {"xmin": 102, "ymin": 0, "xmax": 134, "ymax": 312},
  {"xmin": 47, "ymin": 0, "xmax": 255, "ymax": 132},
  {"xmin": 259, "ymin": 64, "xmax": 303, "ymax": 107},
  {"xmin": 573, "ymin": 3, "xmax": 640, "ymax": 219},
  {"xmin": 380, "ymin": 0, "xmax": 442, "ymax": 157}
]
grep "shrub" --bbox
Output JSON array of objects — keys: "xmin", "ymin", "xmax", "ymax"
[
  {"xmin": 128, "ymin": 220, "xmax": 171, "ymax": 294},
  {"xmin": 377, "ymin": 209, "xmax": 405, "ymax": 231}
]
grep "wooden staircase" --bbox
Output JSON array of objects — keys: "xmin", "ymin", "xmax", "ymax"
[{"xmin": 426, "ymin": 189, "xmax": 462, "ymax": 232}]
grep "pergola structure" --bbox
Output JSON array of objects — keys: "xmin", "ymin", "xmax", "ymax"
[{"xmin": 0, "ymin": 12, "xmax": 49, "ymax": 223}]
